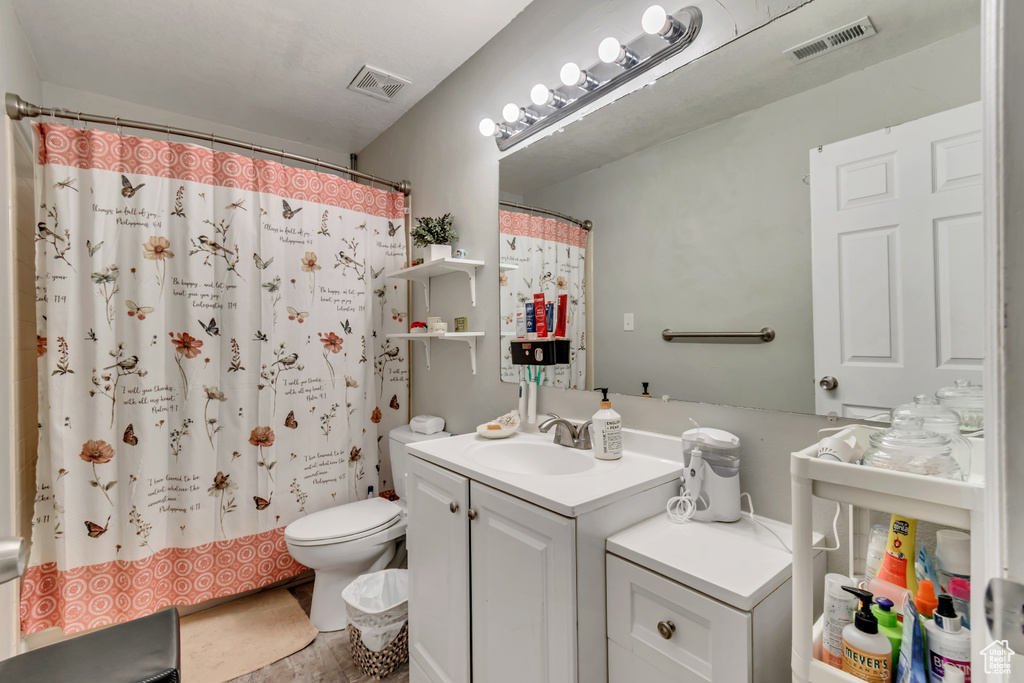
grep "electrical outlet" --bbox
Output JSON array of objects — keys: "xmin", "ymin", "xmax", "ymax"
[{"xmin": 624, "ymin": 313, "xmax": 634, "ymax": 331}]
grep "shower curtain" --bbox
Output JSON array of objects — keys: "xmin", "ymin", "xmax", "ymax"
[
  {"xmin": 498, "ymin": 209, "xmax": 588, "ymax": 389},
  {"xmin": 21, "ymin": 123, "xmax": 409, "ymax": 635}
]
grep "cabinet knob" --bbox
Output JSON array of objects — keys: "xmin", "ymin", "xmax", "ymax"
[
  {"xmin": 449, "ymin": 502, "xmax": 459, "ymax": 514},
  {"xmin": 657, "ymin": 620, "xmax": 676, "ymax": 640},
  {"xmin": 467, "ymin": 509, "xmax": 478, "ymax": 520}
]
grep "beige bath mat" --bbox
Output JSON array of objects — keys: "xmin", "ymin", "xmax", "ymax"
[{"xmin": 180, "ymin": 587, "xmax": 318, "ymax": 683}]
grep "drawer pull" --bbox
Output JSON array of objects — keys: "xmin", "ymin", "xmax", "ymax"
[
  {"xmin": 468, "ymin": 509, "xmax": 478, "ymax": 520},
  {"xmin": 450, "ymin": 502, "xmax": 459, "ymax": 514},
  {"xmin": 657, "ymin": 620, "xmax": 676, "ymax": 640}
]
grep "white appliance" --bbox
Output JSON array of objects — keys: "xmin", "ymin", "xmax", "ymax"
[
  {"xmin": 681, "ymin": 427, "xmax": 742, "ymax": 523},
  {"xmin": 284, "ymin": 424, "xmax": 449, "ymax": 631}
]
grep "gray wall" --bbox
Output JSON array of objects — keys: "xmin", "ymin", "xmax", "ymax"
[
  {"xmin": 357, "ymin": 0, "xmax": 863, "ymax": 536},
  {"xmin": 525, "ymin": 30, "xmax": 980, "ymax": 413}
]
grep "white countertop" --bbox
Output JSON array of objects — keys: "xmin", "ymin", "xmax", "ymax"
[
  {"xmin": 406, "ymin": 428, "xmax": 684, "ymax": 517},
  {"xmin": 606, "ymin": 513, "xmax": 823, "ymax": 611}
]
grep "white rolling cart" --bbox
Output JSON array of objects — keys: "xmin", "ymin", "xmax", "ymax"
[{"xmin": 790, "ymin": 432, "xmax": 986, "ymax": 682}]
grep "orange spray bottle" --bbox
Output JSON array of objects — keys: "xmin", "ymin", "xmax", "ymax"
[{"xmin": 876, "ymin": 514, "xmax": 918, "ymax": 594}]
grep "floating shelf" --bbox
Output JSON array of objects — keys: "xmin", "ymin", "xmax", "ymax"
[
  {"xmin": 498, "ymin": 262, "xmax": 519, "ymax": 271},
  {"xmin": 385, "ymin": 258, "xmax": 485, "ymax": 311},
  {"xmin": 387, "ymin": 332, "xmax": 484, "ymax": 375}
]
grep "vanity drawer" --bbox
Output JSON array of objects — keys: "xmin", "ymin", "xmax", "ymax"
[{"xmin": 606, "ymin": 554, "xmax": 752, "ymax": 683}]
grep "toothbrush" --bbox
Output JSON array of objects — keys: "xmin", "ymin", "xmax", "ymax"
[
  {"xmin": 518, "ymin": 366, "xmax": 527, "ymax": 421},
  {"xmin": 527, "ymin": 366, "xmax": 538, "ymax": 424}
]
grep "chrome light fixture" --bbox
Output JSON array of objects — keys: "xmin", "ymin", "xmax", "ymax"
[{"xmin": 480, "ymin": 4, "xmax": 702, "ymax": 150}]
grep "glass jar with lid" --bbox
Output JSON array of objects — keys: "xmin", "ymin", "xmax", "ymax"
[
  {"xmin": 891, "ymin": 395, "xmax": 972, "ymax": 478},
  {"xmin": 935, "ymin": 379, "xmax": 984, "ymax": 432},
  {"xmin": 860, "ymin": 417, "xmax": 963, "ymax": 480}
]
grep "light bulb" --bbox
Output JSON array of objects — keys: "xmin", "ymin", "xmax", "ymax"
[
  {"xmin": 642, "ymin": 4, "xmax": 684, "ymax": 41},
  {"xmin": 560, "ymin": 62, "xmax": 582, "ymax": 87},
  {"xmin": 530, "ymin": 84, "xmax": 568, "ymax": 108},
  {"xmin": 502, "ymin": 103, "xmax": 521, "ymax": 123},
  {"xmin": 598, "ymin": 37, "xmax": 623, "ymax": 64},
  {"xmin": 559, "ymin": 62, "xmax": 599, "ymax": 91},
  {"xmin": 642, "ymin": 5, "xmax": 668, "ymax": 34},
  {"xmin": 598, "ymin": 37, "xmax": 639, "ymax": 68},
  {"xmin": 479, "ymin": 118, "xmax": 497, "ymax": 137}
]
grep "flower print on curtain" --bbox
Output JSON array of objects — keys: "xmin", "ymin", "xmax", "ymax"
[
  {"xmin": 498, "ymin": 210, "xmax": 588, "ymax": 389},
  {"xmin": 22, "ymin": 123, "xmax": 408, "ymax": 635}
]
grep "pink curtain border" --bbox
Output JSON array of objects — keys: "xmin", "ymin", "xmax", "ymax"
[
  {"xmin": 21, "ymin": 527, "xmax": 306, "ymax": 635},
  {"xmin": 35, "ymin": 122, "xmax": 404, "ymax": 220},
  {"xmin": 499, "ymin": 209, "xmax": 587, "ymax": 249}
]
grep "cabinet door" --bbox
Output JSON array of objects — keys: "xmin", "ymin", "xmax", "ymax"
[
  {"xmin": 469, "ymin": 482, "xmax": 577, "ymax": 683},
  {"xmin": 407, "ymin": 457, "xmax": 470, "ymax": 683}
]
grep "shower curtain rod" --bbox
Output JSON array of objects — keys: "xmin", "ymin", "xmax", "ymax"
[
  {"xmin": 500, "ymin": 200, "xmax": 592, "ymax": 230},
  {"xmin": 4, "ymin": 93, "xmax": 411, "ymax": 195}
]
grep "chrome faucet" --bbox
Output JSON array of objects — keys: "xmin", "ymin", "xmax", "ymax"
[{"xmin": 538, "ymin": 413, "xmax": 593, "ymax": 450}]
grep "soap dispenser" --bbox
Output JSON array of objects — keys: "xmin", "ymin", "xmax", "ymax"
[
  {"xmin": 591, "ymin": 388, "xmax": 622, "ymax": 460},
  {"xmin": 841, "ymin": 587, "xmax": 893, "ymax": 682}
]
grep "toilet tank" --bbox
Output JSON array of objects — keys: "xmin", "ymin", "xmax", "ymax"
[{"xmin": 389, "ymin": 425, "xmax": 450, "ymax": 501}]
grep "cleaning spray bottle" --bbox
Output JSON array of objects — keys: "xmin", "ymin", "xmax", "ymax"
[
  {"xmin": 924, "ymin": 594, "xmax": 971, "ymax": 682},
  {"xmin": 878, "ymin": 514, "xmax": 918, "ymax": 594},
  {"xmin": 842, "ymin": 587, "xmax": 893, "ymax": 682},
  {"xmin": 591, "ymin": 388, "xmax": 622, "ymax": 460}
]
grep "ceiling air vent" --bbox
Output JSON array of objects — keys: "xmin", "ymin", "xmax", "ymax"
[
  {"xmin": 347, "ymin": 65, "xmax": 411, "ymax": 102},
  {"xmin": 785, "ymin": 17, "xmax": 877, "ymax": 64}
]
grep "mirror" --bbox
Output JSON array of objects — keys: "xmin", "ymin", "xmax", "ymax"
[{"xmin": 498, "ymin": 0, "xmax": 983, "ymax": 417}]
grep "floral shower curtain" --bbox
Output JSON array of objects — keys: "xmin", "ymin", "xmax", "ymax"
[
  {"xmin": 498, "ymin": 209, "xmax": 588, "ymax": 389},
  {"xmin": 22, "ymin": 123, "xmax": 409, "ymax": 635}
]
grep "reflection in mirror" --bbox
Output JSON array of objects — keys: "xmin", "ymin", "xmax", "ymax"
[
  {"xmin": 497, "ymin": 0, "xmax": 983, "ymax": 418},
  {"xmin": 499, "ymin": 201, "xmax": 591, "ymax": 389}
]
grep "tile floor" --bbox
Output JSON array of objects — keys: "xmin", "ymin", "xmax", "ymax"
[{"xmin": 227, "ymin": 582, "xmax": 410, "ymax": 683}]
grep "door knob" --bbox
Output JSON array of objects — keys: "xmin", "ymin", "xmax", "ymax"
[
  {"xmin": 467, "ymin": 509, "xmax": 477, "ymax": 520},
  {"xmin": 657, "ymin": 620, "xmax": 676, "ymax": 640},
  {"xmin": 449, "ymin": 502, "xmax": 459, "ymax": 514},
  {"xmin": 819, "ymin": 376, "xmax": 839, "ymax": 391}
]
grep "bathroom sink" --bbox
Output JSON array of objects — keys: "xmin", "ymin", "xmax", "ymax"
[{"xmin": 469, "ymin": 441, "xmax": 596, "ymax": 476}]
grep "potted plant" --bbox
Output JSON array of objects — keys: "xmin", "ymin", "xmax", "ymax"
[{"xmin": 411, "ymin": 213, "xmax": 458, "ymax": 262}]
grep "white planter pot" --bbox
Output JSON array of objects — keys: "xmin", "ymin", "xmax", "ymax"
[{"xmin": 425, "ymin": 244, "xmax": 452, "ymax": 262}]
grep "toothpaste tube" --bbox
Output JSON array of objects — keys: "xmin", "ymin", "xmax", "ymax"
[
  {"xmin": 556, "ymin": 294, "xmax": 568, "ymax": 337},
  {"xmin": 534, "ymin": 293, "xmax": 547, "ymax": 338},
  {"xmin": 525, "ymin": 303, "xmax": 536, "ymax": 339}
]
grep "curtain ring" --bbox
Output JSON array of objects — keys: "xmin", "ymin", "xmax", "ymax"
[
  {"xmin": 314, "ymin": 157, "xmax": 320, "ymax": 174},
  {"xmin": 77, "ymin": 111, "xmax": 83, "ymax": 130},
  {"xmin": 115, "ymin": 116, "xmax": 122, "ymax": 137}
]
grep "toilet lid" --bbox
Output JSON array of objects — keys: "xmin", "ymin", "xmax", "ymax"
[{"xmin": 285, "ymin": 497, "xmax": 401, "ymax": 544}]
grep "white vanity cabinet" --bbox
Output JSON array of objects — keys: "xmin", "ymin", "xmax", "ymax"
[
  {"xmin": 606, "ymin": 515, "xmax": 825, "ymax": 683},
  {"xmin": 407, "ymin": 456, "xmax": 578, "ymax": 683},
  {"xmin": 405, "ymin": 444, "xmax": 680, "ymax": 683}
]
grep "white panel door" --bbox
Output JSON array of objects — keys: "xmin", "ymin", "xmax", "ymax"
[
  {"xmin": 406, "ymin": 457, "xmax": 470, "ymax": 683},
  {"xmin": 811, "ymin": 102, "xmax": 984, "ymax": 416},
  {"xmin": 469, "ymin": 482, "xmax": 577, "ymax": 683}
]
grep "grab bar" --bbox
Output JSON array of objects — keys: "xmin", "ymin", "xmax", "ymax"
[{"xmin": 661, "ymin": 327, "xmax": 776, "ymax": 343}]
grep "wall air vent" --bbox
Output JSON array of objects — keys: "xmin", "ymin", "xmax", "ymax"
[
  {"xmin": 347, "ymin": 65, "xmax": 411, "ymax": 102},
  {"xmin": 785, "ymin": 17, "xmax": 877, "ymax": 64}
]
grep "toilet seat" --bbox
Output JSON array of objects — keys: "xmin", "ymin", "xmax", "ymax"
[{"xmin": 285, "ymin": 498, "xmax": 402, "ymax": 547}]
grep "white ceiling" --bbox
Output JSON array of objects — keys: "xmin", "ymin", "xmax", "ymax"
[
  {"xmin": 12, "ymin": 0, "xmax": 533, "ymax": 154},
  {"xmin": 500, "ymin": 0, "xmax": 980, "ymax": 195}
]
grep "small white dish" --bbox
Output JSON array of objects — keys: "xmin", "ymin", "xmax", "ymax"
[{"xmin": 477, "ymin": 423, "xmax": 516, "ymax": 439}]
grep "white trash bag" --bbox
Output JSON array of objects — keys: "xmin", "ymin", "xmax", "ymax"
[{"xmin": 341, "ymin": 569, "xmax": 409, "ymax": 652}]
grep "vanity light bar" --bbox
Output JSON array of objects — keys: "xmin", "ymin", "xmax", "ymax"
[{"xmin": 479, "ymin": 5, "xmax": 702, "ymax": 151}]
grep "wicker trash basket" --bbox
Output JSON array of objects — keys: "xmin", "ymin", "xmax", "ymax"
[{"xmin": 349, "ymin": 621, "xmax": 409, "ymax": 680}]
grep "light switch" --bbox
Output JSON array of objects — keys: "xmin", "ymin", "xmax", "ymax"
[{"xmin": 624, "ymin": 313, "xmax": 634, "ymax": 331}]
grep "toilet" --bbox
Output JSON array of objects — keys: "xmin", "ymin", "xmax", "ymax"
[{"xmin": 284, "ymin": 424, "xmax": 448, "ymax": 632}]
